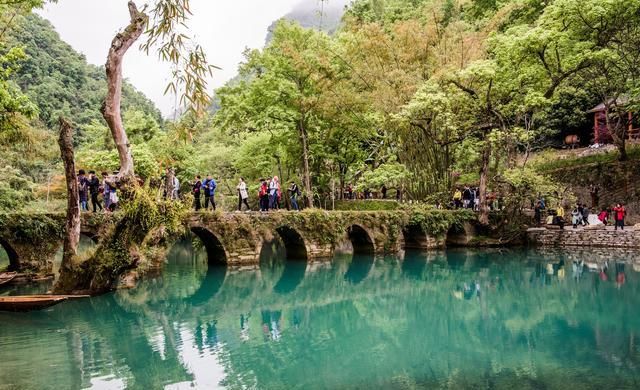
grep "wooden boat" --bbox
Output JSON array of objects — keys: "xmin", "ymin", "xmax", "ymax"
[
  {"xmin": 0, "ymin": 272, "xmax": 17, "ymax": 286},
  {"xmin": 0, "ymin": 295, "xmax": 89, "ymax": 312}
]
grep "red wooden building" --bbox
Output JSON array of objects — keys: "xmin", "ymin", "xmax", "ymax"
[{"xmin": 587, "ymin": 99, "xmax": 639, "ymax": 143}]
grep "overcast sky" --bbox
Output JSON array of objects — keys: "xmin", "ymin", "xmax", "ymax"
[{"xmin": 39, "ymin": 0, "xmax": 313, "ymax": 117}]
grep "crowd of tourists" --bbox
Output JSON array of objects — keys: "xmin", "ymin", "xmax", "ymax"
[
  {"xmin": 189, "ymin": 175, "xmax": 302, "ymax": 212},
  {"xmin": 451, "ymin": 186, "xmax": 503, "ymax": 211},
  {"xmin": 77, "ymin": 170, "xmax": 630, "ymax": 228},
  {"xmin": 342, "ymin": 184, "xmax": 401, "ymax": 200},
  {"xmin": 535, "ymin": 198, "xmax": 627, "ymax": 231},
  {"xmin": 77, "ymin": 169, "xmax": 119, "ymax": 213}
]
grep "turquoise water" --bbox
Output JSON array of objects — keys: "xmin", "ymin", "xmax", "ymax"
[{"xmin": 1, "ymin": 240, "xmax": 640, "ymax": 389}]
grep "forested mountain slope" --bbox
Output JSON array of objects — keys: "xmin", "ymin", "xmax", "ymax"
[
  {"xmin": 0, "ymin": 12, "xmax": 163, "ymax": 211},
  {"xmin": 6, "ymin": 14, "xmax": 162, "ymax": 142}
]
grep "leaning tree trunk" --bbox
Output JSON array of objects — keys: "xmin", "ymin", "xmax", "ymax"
[
  {"xmin": 58, "ymin": 118, "xmax": 81, "ymax": 275},
  {"xmin": 478, "ymin": 138, "xmax": 491, "ymax": 226},
  {"xmin": 298, "ymin": 119, "xmax": 314, "ymax": 208},
  {"xmin": 101, "ymin": 1, "xmax": 147, "ymax": 181}
]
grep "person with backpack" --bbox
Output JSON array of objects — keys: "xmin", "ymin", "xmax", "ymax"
[
  {"xmin": 259, "ymin": 179, "xmax": 269, "ymax": 212},
  {"xmin": 202, "ymin": 174, "xmax": 217, "ymax": 211},
  {"xmin": 88, "ymin": 170, "xmax": 102, "ymax": 212},
  {"xmin": 78, "ymin": 169, "xmax": 89, "ymax": 212},
  {"xmin": 571, "ymin": 206, "xmax": 581, "ymax": 229},
  {"xmin": 288, "ymin": 181, "xmax": 300, "ymax": 211},
  {"xmin": 237, "ymin": 177, "xmax": 250, "ymax": 211},
  {"xmin": 462, "ymin": 186, "xmax": 472, "ymax": 209},
  {"xmin": 192, "ymin": 175, "xmax": 202, "ymax": 211}
]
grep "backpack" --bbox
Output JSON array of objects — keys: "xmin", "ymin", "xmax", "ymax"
[{"xmin": 79, "ymin": 178, "xmax": 88, "ymax": 193}]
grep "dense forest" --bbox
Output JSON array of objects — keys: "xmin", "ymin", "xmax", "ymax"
[{"xmin": 1, "ymin": 0, "xmax": 639, "ymax": 216}]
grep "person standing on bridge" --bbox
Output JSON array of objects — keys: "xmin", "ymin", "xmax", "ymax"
[
  {"xmin": 78, "ymin": 169, "xmax": 89, "ymax": 212},
  {"xmin": 202, "ymin": 174, "xmax": 217, "ymax": 211},
  {"xmin": 288, "ymin": 181, "xmax": 300, "ymax": 211},
  {"xmin": 237, "ymin": 177, "xmax": 250, "ymax": 211},
  {"xmin": 88, "ymin": 171, "xmax": 102, "ymax": 213},
  {"xmin": 259, "ymin": 179, "xmax": 269, "ymax": 212},
  {"xmin": 101, "ymin": 172, "xmax": 111, "ymax": 211},
  {"xmin": 269, "ymin": 176, "xmax": 280, "ymax": 210},
  {"xmin": 192, "ymin": 175, "xmax": 202, "ymax": 211}
]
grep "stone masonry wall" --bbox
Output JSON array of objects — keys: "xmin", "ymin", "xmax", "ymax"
[{"xmin": 527, "ymin": 226, "xmax": 640, "ymax": 248}]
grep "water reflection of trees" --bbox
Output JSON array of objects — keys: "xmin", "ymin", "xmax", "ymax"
[{"xmin": 3, "ymin": 248, "xmax": 640, "ymax": 388}]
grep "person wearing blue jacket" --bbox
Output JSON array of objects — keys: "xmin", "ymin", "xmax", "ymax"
[{"xmin": 202, "ymin": 174, "xmax": 217, "ymax": 211}]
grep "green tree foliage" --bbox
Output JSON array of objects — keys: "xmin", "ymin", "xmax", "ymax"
[
  {"xmin": 0, "ymin": 9, "xmax": 164, "ymax": 210},
  {"xmin": 5, "ymin": 14, "xmax": 162, "ymax": 139},
  {"xmin": 2, "ymin": 0, "xmax": 637, "ymax": 216}
]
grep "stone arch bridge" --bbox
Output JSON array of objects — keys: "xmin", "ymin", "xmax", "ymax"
[{"xmin": 0, "ymin": 210, "xmax": 476, "ymax": 274}]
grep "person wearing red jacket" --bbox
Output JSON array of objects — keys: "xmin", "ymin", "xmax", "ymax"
[{"xmin": 613, "ymin": 203, "xmax": 626, "ymax": 230}]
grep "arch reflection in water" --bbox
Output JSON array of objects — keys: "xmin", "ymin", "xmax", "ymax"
[
  {"xmin": 179, "ymin": 230, "xmax": 228, "ymax": 306},
  {"xmin": 401, "ymin": 250, "xmax": 431, "ymax": 280},
  {"xmin": 343, "ymin": 254, "xmax": 375, "ymax": 284},
  {"xmin": 4, "ymin": 248, "xmax": 640, "ymax": 389},
  {"xmin": 260, "ymin": 238, "xmax": 306, "ymax": 295}
]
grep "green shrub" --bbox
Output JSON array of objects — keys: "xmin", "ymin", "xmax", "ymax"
[{"xmin": 333, "ymin": 200, "xmax": 401, "ymax": 211}]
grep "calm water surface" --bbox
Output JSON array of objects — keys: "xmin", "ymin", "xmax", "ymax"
[{"xmin": 1, "ymin": 240, "xmax": 640, "ymax": 389}]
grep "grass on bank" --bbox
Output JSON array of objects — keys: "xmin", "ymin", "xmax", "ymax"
[{"xmin": 532, "ymin": 144, "xmax": 640, "ymax": 172}]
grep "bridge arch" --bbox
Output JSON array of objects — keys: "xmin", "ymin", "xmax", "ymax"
[
  {"xmin": 402, "ymin": 225, "xmax": 430, "ymax": 249},
  {"xmin": 274, "ymin": 226, "xmax": 308, "ymax": 260},
  {"xmin": 80, "ymin": 230, "xmax": 100, "ymax": 244},
  {"xmin": 0, "ymin": 238, "xmax": 19, "ymax": 271},
  {"xmin": 347, "ymin": 224, "xmax": 375, "ymax": 255},
  {"xmin": 257, "ymin": 228, "xmax": 308, "ymax": 294},
  {"xmin": 446, "ymin": 223, "xmax": 474, "ymax": 247},
  {"xmin": 190, "ymin": 226, "xmax": 229, "ymax": 265}
]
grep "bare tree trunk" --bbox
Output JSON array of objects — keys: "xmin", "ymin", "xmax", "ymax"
[
  {"xmin": 165, "ymin": 168, "xmax": 175, "ymax": 199},
  {"xmin": 298, "ymin": 119, "xmax": 313, "ymax": 208},
  {"xmin": 478, "ymin": 139, "xmax": 491, "ymax": 226},
  {"xmin": 58, "ymin": 117, "xmax": 81, "ymax": 273},
  {"xmin": 101, "ymin": 1, "xmax": 147, "ymax": 181}
]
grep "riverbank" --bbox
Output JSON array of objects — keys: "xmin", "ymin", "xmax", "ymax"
[{"xmin": 527, "ymin": 225, "xmax": 640, "ymax": 248}]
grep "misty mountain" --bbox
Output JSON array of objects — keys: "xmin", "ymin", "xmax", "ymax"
[{"xmin": 265, "ymin": 0, "xmax": 351, "ymax": 43}]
